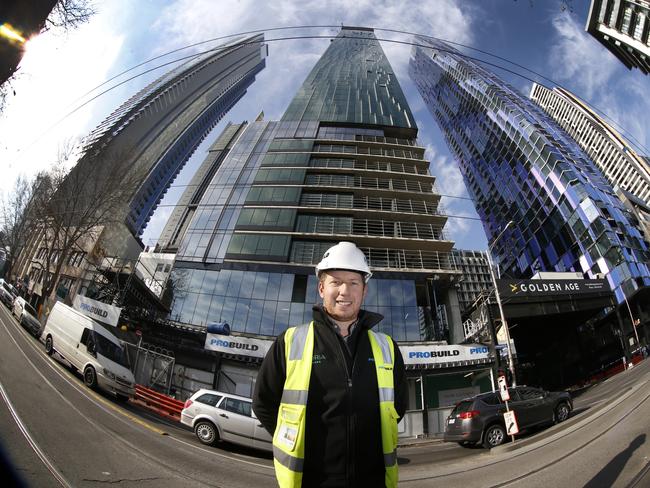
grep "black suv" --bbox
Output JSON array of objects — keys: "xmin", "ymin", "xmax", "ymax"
[{"xmin": 444, "ymin": 386, "xmax": 572, "ymax": 449}]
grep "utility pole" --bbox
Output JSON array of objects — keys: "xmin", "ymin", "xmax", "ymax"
[{"xmin": 486, "ymin": 220, "xmax": 516, "ymax": 386}]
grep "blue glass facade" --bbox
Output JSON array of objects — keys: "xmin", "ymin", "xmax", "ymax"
[
  {"xmin": 167, "ymin": 28, "xmax": 461, "ymax": 342},
  {"xmin": 409, "ymin": 36, "xmax": 650, "ymax": 303}
]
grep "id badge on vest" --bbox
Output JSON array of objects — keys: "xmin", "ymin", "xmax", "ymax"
[{"xmin": 277, "ymin": 423, "xmax": 298, "ymax": 451}]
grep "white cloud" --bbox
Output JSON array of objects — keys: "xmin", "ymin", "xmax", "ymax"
[
  {"xmin": 548, "ymin": 13, "xmax": 619, "ymax": 99},
  {"xmin": 546, "ymin": 12, "xmax": 650, "ymax": 152}
]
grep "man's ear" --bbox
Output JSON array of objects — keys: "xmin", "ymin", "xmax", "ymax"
[{"xmin": 318, "ymin": 279, "xmax": 325, "ymax": 299}]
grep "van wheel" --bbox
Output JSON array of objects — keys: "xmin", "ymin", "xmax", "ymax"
[
  {"xmin": 195, "ymin": 421, "xmax": 219, "ymax": 446},
  {"xmin": 483, "ymin": 424, "xmax": 506, "ymax": 449},
  {"xmin": 45, "ymin": 336, "xmax": 54, "ymax": 355},
  {"xmin": 84, "ymin": 366, "xmax": 98, "ymax": 389}
]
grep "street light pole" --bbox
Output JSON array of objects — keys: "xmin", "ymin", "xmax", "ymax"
[
  {"xmin": 623, "ymin": 294, "xmax": 640, "ymax": 349},
  {"xmin": 486, "ymin": 220, "xmax": 516, "ymax": 386}
]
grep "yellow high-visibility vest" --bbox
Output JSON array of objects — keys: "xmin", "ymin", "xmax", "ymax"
[{"xmin": 272, "ymin": 322, "xmax": 398, "ymax": 488}]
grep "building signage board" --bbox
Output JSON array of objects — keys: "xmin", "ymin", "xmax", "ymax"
[
  {"xmin": 497, "ymin": 279, "xmax": 610, "ymax": 298},
  {"xmin": 205, "ymin": 333, "xmax": 273, "ymax": 359},
  {"xmin": 72, "ymin": 295, "xmax": 122, "ymax": 327},
  {"xmin": 401, "ymin": 343, "xmax": 491, "ymax": 366}
]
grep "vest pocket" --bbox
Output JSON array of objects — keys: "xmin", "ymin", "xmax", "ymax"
[
  {"xmin": 275, "ymin": 405, "xmax": 304, "ymax": 453},
  {"xmin": 387, "ymin": 404, "xmax": 399, "ymax": 445}
]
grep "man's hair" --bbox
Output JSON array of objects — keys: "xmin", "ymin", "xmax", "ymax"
[{"xmin": 318, "ymin": 269, "xmax": 367, "ymax": 285}]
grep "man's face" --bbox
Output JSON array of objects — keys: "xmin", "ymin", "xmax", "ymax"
[{"xmin": 318, "ymin": 270, "xmax": 367, "ymax": 324}]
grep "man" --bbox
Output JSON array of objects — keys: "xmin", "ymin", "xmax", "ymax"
[{"xmin": 253, "ymin": 241, "xmax": 407, "ymax": 488}]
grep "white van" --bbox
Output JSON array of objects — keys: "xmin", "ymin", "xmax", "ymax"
[{"xmin": 42, "ymin": 302, "xmax": 135, "ymax": 400}]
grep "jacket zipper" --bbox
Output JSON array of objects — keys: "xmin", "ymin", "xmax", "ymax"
[{"xmin": 331, "ymin": 328, "xmax": 354, "ymax": 485}]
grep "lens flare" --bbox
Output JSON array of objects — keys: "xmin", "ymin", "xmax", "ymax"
[{"xmin": 0, "ymin": 23, "xmax": 26, "ymax": 44}]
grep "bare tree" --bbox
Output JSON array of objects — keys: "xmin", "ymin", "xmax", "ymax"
[
  {"xmin": 27, "ymin": 143, "xmax": 145, "ymax": 303},
  {"xmin": 0, "ymin": 174, "xmax": 42, "ymax": 278},
  {"xmin": 1, "ymin": 0, "xmax": 96, "ymax": 113},
  {"xmin": 45, "ymin": 0, "xmax": 96, "ymax": 31}
]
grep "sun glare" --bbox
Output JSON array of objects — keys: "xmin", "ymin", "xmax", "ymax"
[{"xmin": 0, "ymin": 23, "xmax": 26, "ymax": 44}]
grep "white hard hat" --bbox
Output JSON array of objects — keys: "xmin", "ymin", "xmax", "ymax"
[{"xmin": 315, "ymin": 242, "xmax": 372, "ymax": 283}]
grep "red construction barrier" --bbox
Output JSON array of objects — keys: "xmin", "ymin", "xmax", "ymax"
[{"xmin": 134, "ymin": 384, "xmax": 184, "ymax": 420}]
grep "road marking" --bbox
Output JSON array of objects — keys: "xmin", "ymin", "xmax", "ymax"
[
  {"xmin": 0, "ymin": 379, "xmax": 72, "ymax": 488},
  {"xmin": 0, "ymin": 309, "xmax": 167, "ymax": 436},
  {"xmin": 0, "ymin": 308, "xmax": 274, "ymax": 471},
  {"xmin": 168, "ymin": 435, "xmax": 274, "ymax": 470}
]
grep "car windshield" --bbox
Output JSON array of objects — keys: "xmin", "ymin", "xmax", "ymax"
[
  {"xmin": 93, "ymin": 332, "xmax": 130, "ymax": 368},
  {"xmin": 24, "ymin": 304, "xmax": 38, "ymax": 317},
  {"xmin": 451, "ymin": 400, "xmax": 474, "ymax": 415}
]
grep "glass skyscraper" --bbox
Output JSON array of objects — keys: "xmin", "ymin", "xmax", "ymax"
[
  {"xmin": 409, "ymin": 36, "xmax": 650, "ymax": 304},
  {"xmin": 167, "ymin": 27, "xmax": 461, "ymax": 342},
  {"xmin": 80, "ymin": 34, "xmax": 267, "ymax": 237}
]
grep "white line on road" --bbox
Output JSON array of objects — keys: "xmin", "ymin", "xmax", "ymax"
[{"xmin": 0, "ymin": 380, "xmax": 72, "ymax": 488}]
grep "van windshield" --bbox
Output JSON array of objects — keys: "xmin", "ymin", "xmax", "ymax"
[{"xmin": 93, "ymin": 332, "xmax": 130, "ymax": 368}]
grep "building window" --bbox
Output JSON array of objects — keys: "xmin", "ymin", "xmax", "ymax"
[
  {"xmin": 621, "ymin": 7, "xmax": 633, "ymax": 34},
  {"xmin": 633, "ymin": 13, "xmax": 646, "ymax": 41}
]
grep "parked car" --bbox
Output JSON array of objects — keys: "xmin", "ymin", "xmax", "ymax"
[
  {"xmin": 181, "ymin": 389, "xmax": 272, "ymax": 452},
  {"xmin": 0, "ymin": 281, "xmax": 17, "ymax": 308},
  {"xmin": 12, "ymin": 297, "xmax": 42, "ymax": 337},
  {"xmin": 444, "ymin": 386, "xmax": 573, "ymax": 449}
]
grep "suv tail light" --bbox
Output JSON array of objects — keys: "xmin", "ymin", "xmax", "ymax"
[
  {"xmin": 183, "ymin": 399, "xmax": 193, "ymax": 409},
  {"xmin": 459, "ymin": 410, "xmax": 480, "ymax": 419}
]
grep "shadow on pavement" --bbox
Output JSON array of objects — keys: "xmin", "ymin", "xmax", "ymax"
[{"xmin": 582, "ymin": 434, "xmax": 645, "ymax": 488}]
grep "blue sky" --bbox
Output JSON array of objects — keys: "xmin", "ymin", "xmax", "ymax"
[{"xmin": 1, "ymin": 0, "xmax": 648, "ymax": 252}]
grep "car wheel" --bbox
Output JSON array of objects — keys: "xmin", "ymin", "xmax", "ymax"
[
  {"xmin": 84, "ymin": 366, "xmax": 98, "ymax": 389},
  {"xmin": 195, "ymin": 421, "xmax": 219, "ymax": 446},
  {"xmin": 555, "ymin": 402, "xmax": 570, "ymax": 423},
  {"xmin": 483, "ymin": 424, "xmax": 506, "ymax": 449},
  {"xmin": 45, "ymin": 336, "xmax": 54, "ymax": 355}
]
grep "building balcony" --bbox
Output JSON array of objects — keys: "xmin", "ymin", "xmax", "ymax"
[
  {"xmin": 304, "ymin": 174, "xmax": 435, "ymax": 194},
  {"xmin": 308, "ymin": 157, "xmax": 431, "ymax": 176},
  {"xmin": 299, "ymin": 193, "xmax": 445, "ymax": 215},
  {"xmin": 294, "ymin": 215, "xmax": 452, "ymax": 242},
  {"xmin": 290, "ymin": 241, "xmax": 460, "ymax": 273}
]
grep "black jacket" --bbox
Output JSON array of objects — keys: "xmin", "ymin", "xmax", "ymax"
[{"xmin": 253, "ymin": 306, "xmax": 407, "ymax": 488}]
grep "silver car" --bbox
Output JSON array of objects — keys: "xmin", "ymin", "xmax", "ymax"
[
  {"xmin": 13, "ymin": 297, "xmax": 42, "ymax": 337},
  {"xmin": 181, "ymin": 389, "xmax": 272, "ymax": 452}
]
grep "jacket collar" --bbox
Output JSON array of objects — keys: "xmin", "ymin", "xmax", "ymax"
[{"xmin": 312, "ymin": 304, "xmax": 383, "ymax": 331}]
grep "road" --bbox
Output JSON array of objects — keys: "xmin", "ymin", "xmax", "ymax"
[{"xmin": 1, "ymin": 303, "xmax": 649, "ymax": 487}]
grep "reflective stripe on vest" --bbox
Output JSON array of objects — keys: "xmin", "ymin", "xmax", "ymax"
[
  {"xmin": 368, "ymin": 330, "xmax": 399, "ymax": 488},
  {"xmin": 273, "ymin": 323, "xmax": 399, "ymax": 488},
  {"xmin": 273, "ymin": 323, "xmax": 314, "ymax": 488}
]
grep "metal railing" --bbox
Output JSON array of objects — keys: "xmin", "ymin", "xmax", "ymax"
[
  {"xmin": 295, "ymin": 216, "xmax": 451, "ymax": 241},
  {"xmin": 313, "ymin": 144, "xmax": 426, "ymax": 161},
  {"xmin": 308, "ymin": 158, "xmax": 430, "ymax": 175},
  {"xmin": 299, "ymin": 193, "xmax": 446, "ymax": 216},
  {"xmin": 291, "ymin": 242, "xmax": 459, "ymax": 272},
  {"xmin": 305, "ymin": 174, "xmax": 435, "ymax": 193}
]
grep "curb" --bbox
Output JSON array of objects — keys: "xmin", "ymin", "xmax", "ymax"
[
  {"xmin": 490, "ymin": 373, "xmax": 648, "ymax": 456},
  {"xmin": 398, "ymin": 437, "xmax": 444, "ymax": 448}
]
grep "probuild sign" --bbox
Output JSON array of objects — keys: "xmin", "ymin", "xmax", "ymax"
[
  {"xmin": 401, "ymin": 344, "xmax": 491, "ymax": 366},
  {"xmin": 205, "ymin": 333, "xmax": 272, "ymax": 359},
  {"xmin": 72, "ymin": 295, "xmax": 122, "ymax": 327},
  {"xmin": 497, "ymin": 279, "xmax": 610, "ymax": 298}
]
